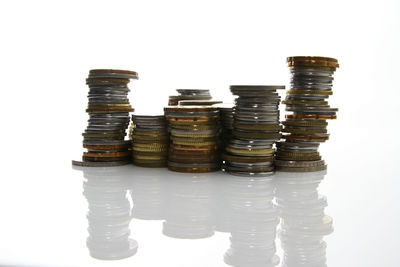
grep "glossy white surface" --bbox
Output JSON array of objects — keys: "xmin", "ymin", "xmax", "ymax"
[{"xmin": 0, "ymin": 0, "xmax": 399, "ymax": 266}]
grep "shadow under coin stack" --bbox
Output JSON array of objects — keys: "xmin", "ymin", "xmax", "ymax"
[
  {"xmin": 73, "ymin": 69, "xmax": 137, "ymax": 167},
  {"xmin": 168, "ymin": 89, "xmax": 212, "ymax": 106},
  {"xmin": 130, "ymin": 115, "xmax": 168, "ymax": 167},
  {"xmin": 222, "ymin": 86, "xmax": 285, "ymax": 176},
  {"xmin": 276, "ymin": 57, "xmax": 339, "ymax": 172},
  {"xmin": 164, "ymin": 106, "xmax": 221, "ymax": 173}
]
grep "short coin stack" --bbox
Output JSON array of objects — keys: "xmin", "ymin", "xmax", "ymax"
[
  {"xmin": 276, "ymin": 56, "xmax": 339, "ymax": 172},
  {"xmin": 130, "ymin": 115, "xmax": 168, "ymax": 167},
  {"xmin": 164, "ymin": 106, "xmax": 221, "ymax": 172},
  {"xmin": 168, "ymin": 89, "xmax": 212, "ymax": 106},
  {"xmin": 73, "ymin": 69, "xmax": 138, "ymax": 167},
  {"xmin": 222, "ymin": 85, "xmax": 285, "ymax": 176}
]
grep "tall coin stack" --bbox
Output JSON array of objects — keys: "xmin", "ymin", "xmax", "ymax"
[
  {"xmin": 73, "ymin": 69, "xmax": 138, "ymax": 167},
  {"xmin": 131, "ymin": 115, "xmax": 168, "ymax": 167},
  {"xmin": 164, "ymin": 106, "xmax": 221, "ymax": 172},
  {"xmin": 276, "ymin": 57, "xmax": 339, "ymax": 172},
  {"xmin": 168, "ymin": 89, "xmax": 212, "ymax": 106},
  {"xmin": 222, "ymin": 85, "xmax": 285, "ymax": 176}
]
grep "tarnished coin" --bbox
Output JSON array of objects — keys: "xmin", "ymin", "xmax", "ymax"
[
  {"xmin": 276, "ymin": 164, "xmax": 327, "ymax": 172},
  {"xmin": 89, "ymin": 69, "xmax": 139, "ymax": 79},
  {"xmin": 72, "ymin": 160, "xmax": 130, "ymax": 167},
  {"xmin": 274, "ymin": 159, "xmax": 325, "ymax": 168}
]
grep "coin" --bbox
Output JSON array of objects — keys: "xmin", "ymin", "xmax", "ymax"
[{"xmin": 71, "ymin": 160, "xmax": 130, "ymax": 167}]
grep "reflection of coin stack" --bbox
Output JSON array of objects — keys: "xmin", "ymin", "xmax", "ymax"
[
  {"xmin": 222, "ymin": 86, "xmax": 285, "ymax": 176},
  {"xmin": 224, "ymin": 176, "xmax": 279, "ymax": 267},
  {"xmin": 76, "ymin": 166, "xmax": 138, "ymax": 260},
  {"xmin": 73, "ymin": 69, "xmax": 138, "ymax": 167},
  {"xmin": 164, "ymin": 106, "xmax": 221, "ymax": 173},
  {"xmin": 275, "ymin": 171, "xmax": 333, "ymax": 267},
  {"xmin": 276, "ymin": 57, "xmax": 339, "ymax": 172},
  {"xmin": 130, "ymin": 115, "xmax": 168, "ymax": 167},
  {"xmin": 130, "ymin": 167, "xmax": 165, "ymax": 220},
  {"xmin": 163, "ymin": 173, "xmax": 215, "ymax": 239},
  {"xmin": 168, "ymin": 89, "xmax": 212, "ymax": 106}
]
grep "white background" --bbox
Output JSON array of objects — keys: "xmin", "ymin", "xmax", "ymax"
[{"xmin": 0, "ymin": 0, "xmax": 399, "ymax": 266}]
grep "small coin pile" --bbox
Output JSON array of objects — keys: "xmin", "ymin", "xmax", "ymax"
[
  {"xmin": 276, "ymin": 57, "xmax": 339, "ymax": 172},
  {"xmin": 130, "ymin": 115, "xmax": 168, "ymax": 167},
  {"xmin": 222, "ymin": 85, "xmax": 285, "ymax": 176},
  {"xmin": 168, "ymin": 89, "xmax": 212, "ymax": 106},
  {"xmin": 164, "ymin": 106, "xmax": 221, "ymax": 172},
  {"xmin": 73, "ymin": 69, "xmax": 138, "ymax": 167}
]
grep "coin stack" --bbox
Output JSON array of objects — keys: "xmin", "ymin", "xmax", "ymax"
[
  {"xmin": 276, "ymin": 57, "xmax": 339, "ymax": 172},
  {"xmin": 222, "ymin": 85, "xmax": 285, "ymax": 176},
  {"xmin": 168, "ymin": 89, "xmax": 212, "ymax": 106},
  {"xmin": 164, "ymin": 106, "xmax": 221, "ymax": 172},
  {"xmin": 73, "ymin": 69, "xmax": 138, "ymax": 167},
  {"xmin": 130, "ymin": 115, "xmax": 168, "ymax": 167}
]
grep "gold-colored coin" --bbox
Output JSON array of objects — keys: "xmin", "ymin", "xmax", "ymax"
[
  {"xmin": 83, "ymin": 151, "xmax": 131, "ymax": 157},
  {"xmin": 226, "ymin": 147, "xmax": 275, "ymax": 155},
  {"xmin": 132, "ymin": 146, "xmax": 167, "ymax": 152},
  {"xmin": 171, "ymin": 132, "xmax": 219, "ymax": 138},
  {"xmin": 170, "ymin": 144, "xmax": 218, "ymax": 151},
  {"xmin": 133, "ymin": 143, "xmax": 168, "ymax": 148},
  {"xmin": 134, "ymin": 155, "xmax": 167, "ymax": 160},
  {"xmin": 171, "ymin": 139, "xmax": 218, "ymax": 146}
]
